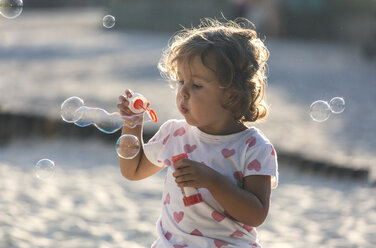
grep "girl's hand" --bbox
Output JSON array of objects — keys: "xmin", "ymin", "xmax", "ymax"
[
  {"xmin": 172, "ymin": 159, "xmax": 223, "ymax": 190},
  {"xmin": 117, "ymin": 89, "xmax": 134, "ymax": 116},
  {"xmin": 117, "ymin": 89, "xmax": 144, "ymax": 128}
]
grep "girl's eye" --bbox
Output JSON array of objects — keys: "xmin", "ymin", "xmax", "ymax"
[
  {"xmin": 193, "ymin": 84, "xmax": 202, "ymax": 89},
  {"xmin": 177, "ymin": 80, "xmax": 184, "ymax": 85}
]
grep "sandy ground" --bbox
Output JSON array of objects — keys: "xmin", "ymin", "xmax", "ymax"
[
  {"xmin": 1, "ymin": 138, "xmax": 375, "ymax": 248},
  {"xmin": 1, "ymin": 7, "xmax": 376, "ymax": 248}
]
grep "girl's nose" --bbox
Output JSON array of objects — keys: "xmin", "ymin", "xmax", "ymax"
[{"xmin": 179, "ymin": 84, "xmax": 189, "ymax": 99}]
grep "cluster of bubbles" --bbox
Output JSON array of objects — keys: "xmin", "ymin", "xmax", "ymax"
[
  {"xmin": 60, "ymin": 96, "xmax": 142, "ymax": 159},
  {"xmin": 33, "ymin": 159, "xmax": 56, "ymax": 180},
  {"xmin": 60, "ymin": 96, "xmax": 146, "ymax": 133},
  {"xmin": 309, "ymin": 97, "xmax": 346, "ymax": 122},
  {"xmin": 103, "ymin": 15, "xmax": 115, "ymax": 28},
  {"xmin": 0, "ymin": 0, "xmax": 23, "ymax": 19}
]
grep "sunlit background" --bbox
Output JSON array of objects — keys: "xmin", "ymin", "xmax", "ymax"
[{"xmin": 1, "ymin": 0, "xmax": 376, "ymax": 247}]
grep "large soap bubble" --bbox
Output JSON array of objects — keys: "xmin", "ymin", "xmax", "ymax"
[{"xmin": 116, "ymin": 134, "xmax": 140, "ymax": 159}]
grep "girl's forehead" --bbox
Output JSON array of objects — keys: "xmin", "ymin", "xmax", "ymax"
[{"xmin": 177, "ymin": 55, "xmax": 217, "ymax": 80}]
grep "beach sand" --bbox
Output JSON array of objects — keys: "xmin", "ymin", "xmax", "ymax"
[
  {"xmin": 1, "ymin": 7, "xmax": 376, "ymax": 248},
  {"xmin": 1, "ymin": 138, "xmax": 376, "ymax": 248}
]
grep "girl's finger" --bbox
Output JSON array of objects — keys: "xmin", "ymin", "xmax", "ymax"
[
  {"xmin": 119, "ymin": 95, "xmax": 130, "ymax": 105},
  {"xmin": 173, "ymin": 159, "xmax": 191, "ymax": 170},
  {"xmin": 177, "ymin": 180, "xmax": 195, "ymax": 188},
  {"xmin": 125, "ymin": 89, "xmax": 133, "ymax": 98}
]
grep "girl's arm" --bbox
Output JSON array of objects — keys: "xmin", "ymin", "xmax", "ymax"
[
  {"xmin": 118, "ymin": 125, "xmax": 163, "ymax": 181},
  {"xmin": 207, "ymin": 174, "xmax": 271, "ymax": 227},
  {"xmin": 117, "ymin": 90, "xmax": 163, "ymax": 181}
]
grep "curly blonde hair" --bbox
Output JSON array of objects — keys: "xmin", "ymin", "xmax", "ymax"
[{"xmin": 158, "ymin": 17, "xmax": 270, "ymax": 123}]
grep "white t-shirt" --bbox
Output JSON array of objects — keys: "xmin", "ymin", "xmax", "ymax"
[{"xmin": 144, "ymin": 119, "xmax": 278, "ymax": 248}]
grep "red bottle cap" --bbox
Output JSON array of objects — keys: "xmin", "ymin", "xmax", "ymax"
[
  {"xmin": 183, "ymin": 193, "xmax": 203, "ymax": 207},
  {"xmin": 171, "ymin": 153, "xmax": 188, "ymax": 165},
  {"xmin": 133, "ymin": 99, "xmax": 143, "ymax": 109}
]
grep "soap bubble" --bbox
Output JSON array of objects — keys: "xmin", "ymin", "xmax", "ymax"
[
  {"xmin": 0, "ymin": 0, "xmax": 23, "ymax": 19},
  {"xmin": 329, "ymin": 97, "xmax": 345, "ymax": 114},
  {"xmin": 309, "ymin": 100, "xmax": 331, "ymax": 122},
  {"xmin": 61, "ymin": 96, "xmax": 153, "ymax": 133},
  {"xmin": 116, "ymin": 134, "xmax": 140, "ymax": 159},
  {"xmin": 103, "ymin": 15, "xmax": 115, "ymax": 28},
  {"xmin": 34, "ymin": 159, "xmax": 56, "ymax": 180},
  {"xmin": 61, "ymin": 96, "xmax": 84, "ymax": 123}
]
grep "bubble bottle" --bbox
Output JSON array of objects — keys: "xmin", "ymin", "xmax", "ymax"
[
  {"xmin": 127, "ymin": 93, "xmax": 158, "ymax": 122},
  {"xmin": 171, "ymin": 153, "xmax": 203, "ymax": 207}
]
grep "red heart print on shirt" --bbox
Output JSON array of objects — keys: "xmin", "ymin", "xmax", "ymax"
[
  {"xmin": 270, "ymin": 144, "xmax": 275, "ymax": 156},
  {"xmin": 221, "ymin": 148, "xmax": 235, "ymax": 158},
  {"xmin": 173, "ymin": 127, "xmax": 186, "ymax": 136},
  {"xmin": 211, "ymin": 210, "xmax": 225, "ymax": 222},
  {"xmin": 233, "ymin": 171, "xmax": 243, "ymax": 184},
  {"xmin": 165, "ymin": 231, "xmax": 172, "ymax": 240},
  {"xmin": 190, "ymin": 229, "xmax": 203, "ymax": 236},
  {"xmin": 230, "ymin": 230, "xmax": 244, "ymax": 237},
  {"xmin": 184, "ymin": 144, "xmax": 197, "ymax": 153},
  {"xmin": 173, "ymin": 211, "xmax": 184, "ymax": 223},
  {"xmin": 163, "ymin": 134, "xmax": 170, "ymax": 145},
  {"xmin": 247, "ymin": 159, "xmax": 261, "ymax": 171},
  {"xmin": 246, "ymin": 136, "xmax": 256, "ymax": 147},
  {"xmin": 173, "ymin": 244, "xmax": 188, "ymax": 248},
  {"xmin": 164, "ymin": 159, "xmax": 171, "ymax": 167},
  {"xmin": 214, "ymin": 240, "xmax": 229, "ymax": 248},
  {"xmin": 243, "ymin": 224, "xmax": 254, "ymax": 232},
  {"xmin": 163, "ymin": 193, "xmax": 170, "ymax": 205}
]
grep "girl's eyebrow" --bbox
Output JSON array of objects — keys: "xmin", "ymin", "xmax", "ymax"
[{"xmin": 177, "ymin": 72, "xmax": 213, "ymax": 82}]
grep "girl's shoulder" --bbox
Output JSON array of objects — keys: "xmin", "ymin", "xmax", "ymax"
[
  {"xmin": 159, "ymin": 119, "xmax": 188, "ymax": 131},
  {"xmin": 245, "ymin": 126, "xmax": 273, "ymax": 147}
]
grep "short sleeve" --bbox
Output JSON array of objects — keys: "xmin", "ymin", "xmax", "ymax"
[
  {"xmin": 143, "ymin": 120, "xmax": 175, "ymax": 167},
  {"xmin": 243, "ymin": 143, "xmax": 279, "ymax": 189}
]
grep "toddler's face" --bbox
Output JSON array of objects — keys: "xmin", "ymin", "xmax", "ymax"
[{"xmin": 176, "ymin": 55, "xmax": 241, "ymax": 135}]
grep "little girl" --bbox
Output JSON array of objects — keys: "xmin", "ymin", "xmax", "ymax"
[{"xmin": 117, "ymin": 18, "xmax": 278, "ymax": 248}]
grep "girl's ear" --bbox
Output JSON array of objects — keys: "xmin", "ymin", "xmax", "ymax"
[{"xmin": 223, "ymin": 89, "xmax": 240, "ymax": 108}]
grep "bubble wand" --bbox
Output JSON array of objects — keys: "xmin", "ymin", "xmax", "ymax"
[{"xmin": 171, "ymin": 153, "xmax": 203, "ymax": 207}]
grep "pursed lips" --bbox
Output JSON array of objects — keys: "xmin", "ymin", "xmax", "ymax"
[{"xmin": 179, "ymin": 103, "xmax": 188, "ymax": 114}]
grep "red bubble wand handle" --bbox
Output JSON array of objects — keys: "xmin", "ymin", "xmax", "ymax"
[{"xmin": 171, "ymin": 153, "xmax": 203, "ymax": 207}]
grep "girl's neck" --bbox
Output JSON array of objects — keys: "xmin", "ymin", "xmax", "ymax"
[{"xmin": 197, "ymin": 121, "xmax": 247, "ymax": 136}]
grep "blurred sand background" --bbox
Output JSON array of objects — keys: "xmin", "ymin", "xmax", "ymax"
[{"xmin": 0, "ymin": 2, "xmax": 376, "ymax": 248}]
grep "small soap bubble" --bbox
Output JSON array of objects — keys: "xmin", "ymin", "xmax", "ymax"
[
  {"xmin": 329, "ymin": 97, "xmax": 345, "ymax": 114},
  {"xmin": 61, "ymin": 96, "xmax": 84, "ymax": 123},
  {"xmin": 116, "ymin": 134, "xmax": 140, "ymax": 159},
  {"xmin": 0, "ymin": 0, "xmax": 23, "ymax": 19},
  {"xmin": 34, "ymin": 159, "xmax": 56, "ymax": 180},
  {"xmin": 309, "ymin": 100, "xmax": 331, "ymax": 122},
  {"xmin": 103, "ymin": 15, "xmax": 115, "ymax": 29}
]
